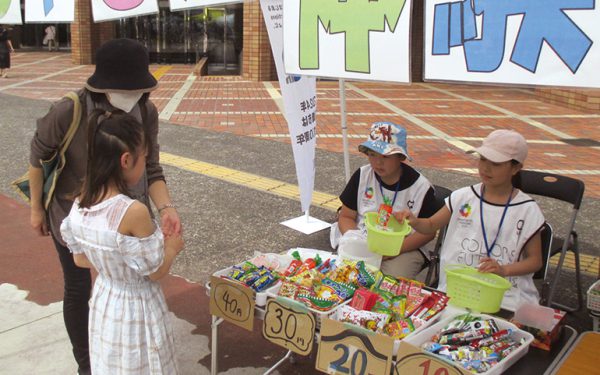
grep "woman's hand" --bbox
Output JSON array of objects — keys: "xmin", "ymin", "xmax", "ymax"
[
  {"xmin": 160, "ymin": 207, "xmax": 182, "ymax": 237},
  {"xmin": 478, "ymin": 257, "xmax": 507, "ymax": 277},
  {"xmin": 30, "ymin": 206, "xmax": 49, "ymax": 236}
]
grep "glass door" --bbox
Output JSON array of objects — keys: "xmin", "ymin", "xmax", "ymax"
[{"xmin": 206, "ymin": 5, "xmax": 241, "ymax": 75}]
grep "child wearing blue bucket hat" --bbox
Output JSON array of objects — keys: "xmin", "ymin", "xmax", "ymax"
[
  {"xmin": 330, "ymin": 122, "xmax": 438, "ymax": 280},
  {"xmin": 395, "ymin": 129, "xmax": 545, "ymax": 311}
]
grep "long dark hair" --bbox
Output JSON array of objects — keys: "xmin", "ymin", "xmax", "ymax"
[{"xmin": 79, "ymin": 109, "xmax": 147, "ymax": 208}]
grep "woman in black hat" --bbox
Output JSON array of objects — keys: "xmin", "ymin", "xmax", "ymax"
[
  {"xmin": 27, "ymin": 38, "xmax": 182, "ymax": 375},
  {"xmin": 0, "ymin": 25, "xmax": 14, "ymax": 78}
]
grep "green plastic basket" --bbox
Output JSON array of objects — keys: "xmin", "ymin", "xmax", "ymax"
[
  {"xmin": 445, "ymin": 264, "xmax": 512, "ymax": 313},
  {"xmin": 364, "ymin": 212, "xmax": 412, "ymax": 256}
]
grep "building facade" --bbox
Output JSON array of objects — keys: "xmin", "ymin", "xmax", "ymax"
[{"xmin": 8, "ymin": 1, "xmax": 600, "ymax": 110}]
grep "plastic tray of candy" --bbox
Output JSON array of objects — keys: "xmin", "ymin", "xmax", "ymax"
[
  {"xmin": 211, "ymin": 252, "xmax": 294, "ymax": 306},
  {"xmin": 331, "ymin": 288, "xmax": 446, "ymax": 355},
  {"xmin": 266, "ymin": 282, "xmax": 350, "ymax": 329},
  {"xmin": 403, "ymin": 307, "xmax": 534, "ymax": 375}
]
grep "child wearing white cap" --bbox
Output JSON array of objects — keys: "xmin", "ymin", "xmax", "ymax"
[
  {"xmin": 331, "ymin": 122, "xmax": 439, "ymax": 280},
  {"xmin": 395, "ymin": 129, "xmax": 545, "ymax": 311}
]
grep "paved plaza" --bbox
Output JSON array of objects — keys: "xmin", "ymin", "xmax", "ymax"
[{"xmin": 0, "ymin": 52, "xmax": 599, "ymax": 374}]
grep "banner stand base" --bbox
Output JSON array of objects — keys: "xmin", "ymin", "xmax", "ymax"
[{"xmin": 280, "ymin": 215, "xmax": 331, "ymax": 235}]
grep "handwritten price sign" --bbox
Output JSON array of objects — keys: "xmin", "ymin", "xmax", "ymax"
[
  {"xmin": 395, "ymin": 342, "xmax": 468, "ymax": 375},
  {"xmin": 209, "ymin": 276, "xmax": 255, "ymax": 331},
  {"xmin": 316, "ymin": 318, "xmax": 394, "ymax": 375},
  {"xmin": 262, "ymin": 298, "xmax": 316, "ymax": 355}
]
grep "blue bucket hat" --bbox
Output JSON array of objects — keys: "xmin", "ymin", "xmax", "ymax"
[{"xmin": 358, "ymin": 122, "xmax": 412, "ymax": 160}]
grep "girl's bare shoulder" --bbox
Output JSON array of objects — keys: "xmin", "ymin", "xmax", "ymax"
[{"xmin": 118, "ymin": 200, "xmax": 154, "ymax": 237}]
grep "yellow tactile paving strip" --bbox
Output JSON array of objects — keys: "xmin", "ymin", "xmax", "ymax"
[
  {"xmin": 160, "ymin": 151, "xmax": 597, "ymax": 276},
  {"xmin": 549, "ymin": 252, "xmax": 599, "ymax": 276},
  {"xmin": 152, "ymin": 66, "xmax": 172, "ymax": 80},
  {"xmin": 160, "ymin": 152, "xmax": 341, "ymax": 211}
]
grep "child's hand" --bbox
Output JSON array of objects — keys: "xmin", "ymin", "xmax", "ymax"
[
  {"xmin": 165, "ymin": 233, "xmax": 184, "ymax": 255},
  {"xmin": 393, "ymin": 209, "xmax": 416, "ymax": 225},
  {"xmin": 478, "ymin": 257, "xmax": 507, "ymax": 277}
]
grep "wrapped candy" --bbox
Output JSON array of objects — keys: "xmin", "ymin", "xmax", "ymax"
[{"xmin": 384, "ymin": 319, "xmax": 414, "ymax": 339}]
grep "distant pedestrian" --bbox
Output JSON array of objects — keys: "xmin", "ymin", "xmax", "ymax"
[
  {"xmin": 43, "ymin": 25, "xmax": 57, "ymax": 51},
  {"xmin": 60, "ymin": 109, "xmax": 183, "ymax": 374},
  {"xmin": 0, "ymin": 25, "xmax": 14, "ymax": 78},
  {"xmin": 28, "ymin": 38, "xmax": 182, "ymax": 375}
]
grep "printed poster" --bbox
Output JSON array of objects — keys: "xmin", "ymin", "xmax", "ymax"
[
  {"xmin": 170, "ymin": 0, "xmax": 242, "ymax": 11},
  {"xmin": 25, "ymin": 0, "xmax": 75, "ymax": 23},
  {"xmin": 424, "ymin": 0, "xmax": 600, "ymax": 88},
  {"xmin": 283, "ymin": 0, "xmax": 413, "ymax": 83},
  {"xmin": 91, "ymin": 0, "xmax": 159, "ymax": 22},
  {"xmin": 0, "ymin": 0, "xmax": 23, "ymax": 25},
  {"xmin": 261, "ymin": 0, "xmax": 318, "ymax": 213}
]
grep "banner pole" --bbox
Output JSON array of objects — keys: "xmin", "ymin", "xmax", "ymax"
[{"xmin": 339, "ymin": 79, "xmax": 351, "ymax": 181}]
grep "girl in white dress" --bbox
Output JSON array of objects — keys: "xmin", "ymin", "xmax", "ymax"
[
  {"xmin": 61, "ymin": 109, "xmax": 184, "ymax": 374},
  {"xmin": 394, "ymin": 130, "xmax": 545, "ymax": 311}
]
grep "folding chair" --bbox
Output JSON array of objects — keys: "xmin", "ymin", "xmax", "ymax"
[
  {"xmin": 516, "ymin": 170, "xmax": 585, "ymax": 312},
  {"xmin": 424, "ymin": 185, "xmax": 452, "ymax": 287},
  {"xmin": 534, "ymin": 222, "xmax": 553, "ymax": 282}
]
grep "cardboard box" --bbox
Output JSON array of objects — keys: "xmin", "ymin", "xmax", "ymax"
[{"xmin": 510, "ymin": 304, "xmax": 566, "ymax": 351}]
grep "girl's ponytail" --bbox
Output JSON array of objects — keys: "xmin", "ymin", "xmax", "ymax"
[{"xmin": 79, "ymin": 109, "xmax": 146, "ymax": 208}]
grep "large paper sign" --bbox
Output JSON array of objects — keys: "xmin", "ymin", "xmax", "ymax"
[
  {"xmin": 91, "ymin": 0, "xmax": 158, "ymax": 22},
  {"xmin": 261, "ymin": 0, "xmax": 318, "ymax": 213},
  {"xmin": 209, "ymin": 276, "xmax": 255, "ymax": 331},
  {"xmin": 424, "ymin": 0, "xmax": 600, "ymax": 88},
  {"xmin": 0, "ymin": 0, "xmax": 22, "ymax": 25},
  {"xmin": 25, "ymin": 0, "xmax": 75, "ymax": 23},
  {"xmin": 283, "ymin": 0, "xmax": 412, "ymax": 83},
  {"xmin": 262, "ymin": 298, "xmax": 316, "ymax": 355},
  {"xmin": 316, "ymin": 318, "xmax": 394, "ymax": 375},
  {"xmin": 170, "ymin": 0, "xmax": 242, "ymax": 11}
]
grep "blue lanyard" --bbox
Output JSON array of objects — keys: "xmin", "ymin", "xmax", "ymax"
[
  {"xmin": 479, "ymin": 185, "xmax": 514, "ymax": 257},
  {"xmin": 379, "ymin": 178, "xmax": 401, "ymax": 208}
]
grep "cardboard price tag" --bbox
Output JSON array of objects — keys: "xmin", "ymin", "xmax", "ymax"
[
  {"xmin": 262, "ymin": 298, "xmax": 316, "ymax": 355},
  {"xmin": 209, "ymin": 276, "xmax": 255, "ymax": 331},
  {"xmin": 316, "ymin": 318, "xmax": 393, "ymax": 375},
  {"xmin": 395, "ymin": 342, "xmax": 468, "ymax": 375}
]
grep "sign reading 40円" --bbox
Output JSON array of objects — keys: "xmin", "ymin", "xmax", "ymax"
[{"xmin": 209, "ymin": 276, "xmax": 255, "ymax": 331}]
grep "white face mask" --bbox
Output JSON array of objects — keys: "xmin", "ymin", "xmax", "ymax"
[{"xmin": 106, "ymin": 92, "xmax": 143, "ymax": 113}]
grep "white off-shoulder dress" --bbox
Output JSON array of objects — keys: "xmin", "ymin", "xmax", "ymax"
[{"xmin": 61, "ymin": 194, "xmax": 178, "ymax": 375}]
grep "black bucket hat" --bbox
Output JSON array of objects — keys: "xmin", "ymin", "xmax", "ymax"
[{"xmin": 86, "ymin": 38, "xmax": 157, "ymax": 94}]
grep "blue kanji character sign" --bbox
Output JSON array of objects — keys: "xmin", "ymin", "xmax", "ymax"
[{"xmin": 426, "ymin": 0, "xmax": 600, "ymax": 88}]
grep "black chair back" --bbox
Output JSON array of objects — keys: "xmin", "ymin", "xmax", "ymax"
[{"xmin": 516, "ymin": 170, "xmax": 585, "ymax": 209}]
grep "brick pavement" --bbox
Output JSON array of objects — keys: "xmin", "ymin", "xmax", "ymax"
[{"xmin": 2, "ymin": 52, "xmax": 599, "ymax": 197}]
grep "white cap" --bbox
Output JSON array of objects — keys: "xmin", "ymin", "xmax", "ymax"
[{"xmin": 468, "ymin": 129, "xmax": 528, "ymax": 163}]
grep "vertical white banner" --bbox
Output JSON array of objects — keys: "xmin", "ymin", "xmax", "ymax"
[
  {"xmin": 91, "ymin": 0, "xmax": 159, "ymax": 22},
  {"xmin": 260, "ymin": 0, "xmax": 317, "ymax": 213},
  {"xmin": 25, "ymin": 0, "xmax": 75, "ymax": 23},
  {"xmin": 170, "ymin": 0, "xmax": 242, "ymax": 11},
  {"xmin": 0, "ymin": 0, "xmax": 23, "ymax": 25}
]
